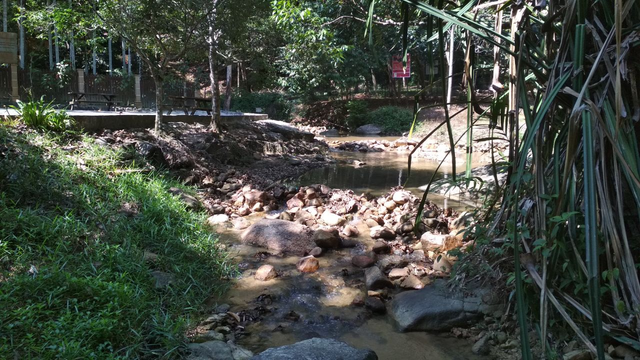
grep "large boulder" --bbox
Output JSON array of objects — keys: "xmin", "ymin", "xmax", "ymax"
[
  {"xmin": 355, "ymin": 124, "xmax": 383, "ymax": 135},
  {"xmin": 252, "ymin": 338, "xmax": 378, "ymax": 360},
  {"xmin": 241, "ymin": 219, "xmax": 314, "ymax": 255},
  {"xmin": 389, "ymin": 280, "xmax": 484, "ymax": 331}
]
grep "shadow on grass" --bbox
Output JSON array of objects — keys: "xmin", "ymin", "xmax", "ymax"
[{"xmin": 0, "ymin": 124, "xmax": 233, "ymax": 359}]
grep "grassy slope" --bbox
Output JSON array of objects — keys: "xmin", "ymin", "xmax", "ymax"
[{"xmin": 0, "ymin": 124, "xmax": 231, "ymax": 359}]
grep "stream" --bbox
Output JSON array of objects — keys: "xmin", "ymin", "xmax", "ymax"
[{"xmin": 215, "ymin": 137, "xmax": 488, "ymax": 359}]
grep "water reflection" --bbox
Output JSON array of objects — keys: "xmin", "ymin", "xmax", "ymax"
[
  {"xmin": 298, "ymin": 152, "xmax": 453, "ymax": 195},
  {"xmin": 297, "ymin": 151, "xmax": 479, "ymax": 211}
]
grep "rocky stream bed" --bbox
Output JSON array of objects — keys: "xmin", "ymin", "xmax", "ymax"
[{"xmin": 93, "ymin": 120, "xmax": 534, "ymax": 359}]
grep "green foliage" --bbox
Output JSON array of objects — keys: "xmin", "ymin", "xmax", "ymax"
[
  {"xmin": 345, "ymin": 100, "xmax": 368, "ymax": 129},
  {"xmin": 11, "ymin": 97, "xmax": 75, "ymax": 132},
  {"xmin": 369, "ymin": 106, "xmax": 413, "ymax": 134},
  {"xmin": 0, "ymin": 125, "xmax": 231, "ymax": 358},
  {"xmin": 230, "ymin": 90, "xmax": 292, "ymax": 121}
]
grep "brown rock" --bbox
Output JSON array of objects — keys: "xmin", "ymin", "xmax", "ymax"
[
  {"xmin": 421, "ymin": 232, "xmax": 449, "ymax": 251},
  {"xmin": 286, "ymin": 196, "xmax": 304, "ymax": 210},
  {"xmin": 319, "ymin": 184, "xmax": 331, "ymax": 195},
  {"xmin": 313, "ymin": 229, "xmax": 341, "ymax": 249},
  {"xmin": 396, "ymin": 221, "xmax": 414, "ymax": 234},
  {"xmin": 400, "ymin": 274, "xmax": 424, "ymax": 290},
  {"xmin": 241, "ymin": 219, "xmax": 314, "ymax": 255},
  {"xmin": 388, "ymin": 267, "xmax": 409, "ymax": 280},
  {"xmin": 237, "ymin": 206, "xmax": 251, "ymax": 216},
  {"xmin": 297, "ymin": 256, "xmax": 320, "ymax": 273},
  {"xmin": 279, "ymin": 211, "xmax": 293, "ymax": 221},
  {"xmin": 232, "ymin": 217, "xmax": 251, "ymax": 230},
  {"xmin": 307, "ymin": 198, "xmax": 323, "ymax": 207},
  {"xmin": 305, "ymin": 188, "xmax": 318, "ymax": 199},
  {"xmin": 342, "ymin": 225, "xmax": 360, "ymax": 237},
  {"xmin": 370, "ymin": 226, "xmax": 396, "ymax": 240},
  {"xmin": 352, "ymin": 255, "xmax": 376, "ymax": 268},
  {"xmin": 433, "ymin": 255, "xmax": 452, "ymax": 273},
  {"xmin": 392, "ymin": 191, "xmax": 411, "ymax": 205},
  {"xmin": 345, "ymin": 200, "xmax": 358, "ymax": 213},
  {"xmin": 255, "ymin": 265, "xmax": 277, "ymax": 281},
  {"xmin": 365, "ymin": 218, "xmax": 379, "ymax": 228},
  {"xmin": 321, "ymin": 211, "xmax": 346, "ymax": 226},
  {"xmin": 372, "ymin": 241, "xmax": 390, "ymax": 254},
  {"xmin": 384, "ymin": 200, "xmax": 397, "ymax": 211}
]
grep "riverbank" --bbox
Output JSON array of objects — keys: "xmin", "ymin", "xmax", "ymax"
[{"xmin": 1, "ymin": 119, "xmax": 515, "ymax": 359}]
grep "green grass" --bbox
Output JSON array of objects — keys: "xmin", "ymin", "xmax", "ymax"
[{"xmin": 0, "ymin": 124, "xmax": 232, "ymax": 359}]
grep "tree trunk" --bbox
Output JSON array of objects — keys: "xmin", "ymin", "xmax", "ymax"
[
  {"xmin": 208, "ymin": 7, "xmax": 220, "ymax": 133},
  {"xmin": 370, "ymin": 68, "xmax": 377, "ymax": 91},
  {"xmin": 128, "ymin": 47, "xmax": 132, "ymax": 74},
  {"xmin": 447, "ymin": 25, "xmax": 455, "ymax": 110},
  {"xmin": 53, "ymin": 0, "xmax": 59, "ymax": 65},
  {"xmin": 69, "ymin": 0, "xmax": 75, "ymax": 69},
  {"xmin": 48, "ymin": 1, "xmax": 54, "ymax": 71},
  {"xmin": 122, "ymin": 39, "xmax": 126, "ymax": 70},
  {"xmin": 153, "ymin": 74, "xmax": 164, "ymax": 134},
  {"xmin": 19, "ymin": 0, "xmax": 24, "ymax": 69},
  {"xmin": 108, "ymin": 37, "xmax": 113, "ymax": 75},
  {"xmin": 92, "ymin": 27, "xmax": 97, "ymax": 75},
  {"xmin": 491, "ymin": 7, "xmax": 504, "ymax": 92},
  {"xmin": 224, "ymin": 63, "xmax": 232, "ymax": 111},
  {"xmin": 2, "ymin": 0, "xmax": 6, "ymax": 32}
]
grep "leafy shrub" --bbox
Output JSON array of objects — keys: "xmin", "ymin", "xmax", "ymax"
[
  {"xmin": 345, "ymin": 100, "xmax": 368, "ymax": 130},
  {"xmin": 11, "ymin": 97, "xmax": 75, "ymax": 132},
  {"xmin": 229, "ymin": 90, "xmax": 292, "ymax": 121},
  {"xmin": 369, "ymin": 106, "xmax": 413, "ymax": 135}
]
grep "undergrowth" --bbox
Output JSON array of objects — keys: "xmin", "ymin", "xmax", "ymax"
[{"xmin": 0, "ymin": 123, "xmax": 232, "ymax": 359}]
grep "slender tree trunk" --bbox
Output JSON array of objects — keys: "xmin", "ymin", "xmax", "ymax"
[
  {"xmin": 53, "ymin": 0, "xmax": 59, "ymax": 65},
  {"xmin": 48, "ymin": 1, "xmax": 54, "ymax": 71},
  {"xmin": 491, "ymin": 7, "xmax": 503, "ymax": 92},
  {"xmin": 128, "ymin": 47, "xmax": 132, "ymax": 74},
  {"xmin": 446, "ymin": 26, "xmax": 455, "ymax": 110},
  {"xmin": 224, "ymin": 63, "xmax": 232, "ymax": 111},
  {"xmin": 122, "ymin": 39, "xmax": 126, "ymax": 70},
  {"xmin": 236, "ymin": 63, "xmax": 240, "ymax": 88},
  {"xmin": 19, "ymin": 0, "xmax": 24, "ymax": 69},
  {"xmin": 2, "ymin": 0, "xmax": 6, "ymax": 32},
  {"xmin": 108, "ymin": 37, "xmax": 112, "ymax": 75},
  {"xmin": 69, "ymin": 0, "xmax": 75, "ymax": 69},
  {"xmin": 153, "ymin": 73, "xmax": 164, "ymax": 134},
  {"xmin": 208, "ymin": 5, "xmax": 220, "ymax": 133}
]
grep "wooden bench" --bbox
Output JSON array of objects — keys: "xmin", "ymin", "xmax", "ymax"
[
  {"xmin": 69, "ymin": 92, "xmax": 116, "ymax": 111},
  {"xmin": 165, "ymin": 96, "xmax": 212, "ymax": 115}
]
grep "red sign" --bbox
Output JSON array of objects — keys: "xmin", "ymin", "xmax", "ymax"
[{"xmin": 392, "ymin": 54, "xmax": 411, "ymax": 78}]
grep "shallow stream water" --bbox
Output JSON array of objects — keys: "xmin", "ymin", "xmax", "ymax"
[{"xmin": 216, "ymin": 136, "xmax": 487, "ymax": 359}]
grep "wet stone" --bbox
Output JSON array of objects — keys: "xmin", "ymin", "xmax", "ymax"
[
  {"xmin": 365, "ymin": 297, "xmax": 386, "ymax": 314},
  {"xmin": 313, "ymin": 229, "xmax": 341, "ymax": 249},
  {"xmin": 352, "ymin": 255, "xmax": 376, "ymax": 268},
  {"xmin": 309, "ymin": 247, "xmax": 324, "ymax": 257},
  {"xmin": 297, "ymin": 256, "xmax": 320, "ymax": 273},
  {"xmin": 372, "ymin": 241, "xmax": 390, "ymax": 254},
  {"xmin": 365, "ymin": 266, "xmax": 393, "ymax": 290},
  {"xmin": 255, "ymin": 265, "xmax": 278, "ymax": 281},
  {"xmin": 341, "ymin": 238, "xmax": 358, "ymax": 248}
]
